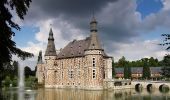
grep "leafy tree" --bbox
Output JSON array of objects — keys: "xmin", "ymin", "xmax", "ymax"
[
  {"xmin": 142, "ymin": 58, "xmax": 150, "ymax": 79},
  {"xmin": 117, "ymin": 56, "xmax": 127, "ymax": 67},
  {"xmin": 0, "ymin": 0, "xmax": 33, "ymax": 87},
  {"xmin": 24, "ymin": 66, "xmax": 32, "ymax": 78},
  {"xmin": 148, "ymin": 57, "xmax": 159, "ymax": 67},
  {"xmin": 160, "ymin": 34, "xmax": 170, "ymax": 50},
  {"xmin": 162, "ymin": 55, "xmax": 170, "ymax": 78},
  {"xmin": 159, "ymin": 34, "xmax": 170, "ymax": 78},
  {"xmin": 13, "ymin": 61, "xmax": 19, "ymax": 76},
  {"xmin": 117, "ymin": 56, "xmax": 130, "ymax": 79},
  {"xmin": 112, "ymin": 59, "xmax": 116, "ymax": 77},
  {"xmin": 4, "ymin": 76, "xmax": 11, "ymax": 87}
]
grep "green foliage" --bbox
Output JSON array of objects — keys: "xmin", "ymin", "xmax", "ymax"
[
  {"xmin": 142, "ymin": 58, "xmax": 150, "ymax": 79},
  {"xmin": 3, "ymin": 76, "xmax": 11, "ymax": 87},
  {"xmin": 117, "ymin": 56, "xmax": 127, "ymax": 67},
  {"xmin": 25, "ymin": 76, "xmax": 37, "ymax": 88},
  {"xmin": 113, "ymin": 56, "xmax": 163, "ymax": 79},
  {"xmin": 13, "ymin": 61, "xmax": 19, "ymax": 76},
  {"xmin": 24, "ymin": 66, "xmax": 36, "ymax": 78},
  {"xmin": 160, "ymin": 34, "xmax": 170, "ymax": 50},
  {"xmin": 25, "ymin": 66, "xmax": 32, "ymax": 78},
  {"xmin": 0, "ymin": 0, "xmax": 33, "ymax": 87},
  {"xmin": 12, "ymin": 76, "xmax": 18, "ymax": 87},
  {"xmin": 161, "ymin": 55, "xmax": 170, "ymax": 78}
]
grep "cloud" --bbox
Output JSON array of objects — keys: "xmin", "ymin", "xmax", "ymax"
[
  {"xmin": 162, "ymin": 0, "xmax": 170, "ymax": 10},
  {"xmin": 12, "ymin": 0, "xmax": 170, "ymax": 68},
  {"xmin": 108, "ymin": 39, "xmax": 168, "ymax": 62}
]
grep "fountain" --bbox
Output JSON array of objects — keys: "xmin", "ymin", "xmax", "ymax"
[
  {"xmin": 17, "ymin": 62, "xmax": 25, "ymax": 100},
  {"xmin": 18, "ymin": 63, "xmax": 25, "ymax": 90}
]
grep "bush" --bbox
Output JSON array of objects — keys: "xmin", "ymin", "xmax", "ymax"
[
  {"xmin": 4, "ymin": 76, "xmax": 11, "ymax": 87},
  {"xmin": 25, "ymin": 76, "xmax": 37, "ymax": 87},
  {"xmin": 11, "ymin": 76, "xmax": 18, "ymax": 87}
]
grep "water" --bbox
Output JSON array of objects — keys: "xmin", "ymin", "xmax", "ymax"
[
  {"xmin": 1, "ymin": 62, "xmax": 169, "ymax": 100},
  {"xmin": 1, "ymin": 88, "xmax": 170, "ymax": 100},
  {"xmin": 18, "ymin": 63, "xmax": 25, "ymax": 89}
]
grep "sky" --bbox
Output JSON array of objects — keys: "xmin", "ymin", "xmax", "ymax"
[{"xmin": 12, "ymin": 0, "xmax": 170, "ymax": 69}]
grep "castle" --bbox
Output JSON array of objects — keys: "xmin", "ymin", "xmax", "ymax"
[{"xmin": 36, "ymin": 17, "xmax": 113, "ymax": 90}]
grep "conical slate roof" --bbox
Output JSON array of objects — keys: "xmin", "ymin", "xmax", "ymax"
[
  {"xmin": 88, "ymin": 17, "xmax": 102, "ymax": 50},
  {"xmin": 45, "ymin": 28, "xmax": 56, "ymax": 56},
  {"xmin": 37, "ymin": 50, "xmax": 43, "ymax": 64},
  {"xmin": 57, "ymin": 17, "xmax": 106, "ymax": 59}
]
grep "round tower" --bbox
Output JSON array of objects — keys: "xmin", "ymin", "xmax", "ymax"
[
  {"xmin": 36, "ymin": 50, "xmax": 45, "ymax": 84},
  {"xmin": 44, "ymin": 28, "xmax": 57, "ymax": 88},
  {"xmin": 84, "ymin": 17, "xmax": 105, "ymax": 90}
]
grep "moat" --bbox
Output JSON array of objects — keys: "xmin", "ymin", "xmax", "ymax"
[{"xmin": 2, "ymin": 88, "xmax": 170, "ymax": 100}]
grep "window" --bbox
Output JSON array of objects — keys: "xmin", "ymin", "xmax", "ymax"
[
  {"xmin": 61, "ymin": 72, "xmax": 63, "ymax": 79},
  {"xmin": 92, "ymin": 69, "xmax": 96, "ymax": 79},
  {"xmin": 92, "ymin": 57, "xmax": 95, "ymax": 68},
  {"xmin": 68, "ymin": 70, "xmax": 74, "ymax": 79},
  {"xmin": 78, "ymin": 60, "xmax": 80, "ymax": 69},
  {"xmin": 70, "ymin": 71, "xmax": 73, "ymax": 78},
  {"xmin": 61, "ymin": 62, "xmax": 63, "ymax": 69},
  {"xmin": 78, "ymin": 70, "xmax": 81, "ymax": 78},
  {"xmin": 92, "ymin": 44, "xmax": 95, "ymax": 49}
]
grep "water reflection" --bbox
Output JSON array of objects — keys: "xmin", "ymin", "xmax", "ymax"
[
  {"xmin": 2, "ymin": 88, "xmax": 170, "ymax": 100},
  {"xmin": 35, "ymin": 88, "xmax": 170, "ymax": 100}
]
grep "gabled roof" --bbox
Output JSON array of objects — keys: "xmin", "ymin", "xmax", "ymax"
[
  {"xmin": 115, "ymin": 68, "xmax": 124, "ymax": 74},
  {"xmin": 150, "ymin": 67, "xmax": 162, "ymax": 74},
  {"xmin": 131, "ymin": 67, "xmax": 143, "ymax": 74}
]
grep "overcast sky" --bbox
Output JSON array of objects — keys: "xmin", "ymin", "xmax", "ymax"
[{"xmin": 12, "ymin": 0, "xmax": 170, "ymax": 69}]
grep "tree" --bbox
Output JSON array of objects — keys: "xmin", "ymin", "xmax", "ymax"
[
  {"xmin": 117, "ymin": 56, "xmax": 126, "ymax": 67},
  {"xmin": 13, "ymin": 61, "xmax": 19, "ymax": 77},
  {"xmin": 0, "ymin": 0, "xmax": 33, "ymax": 87},
  {"xmin": 142, "ymin": 58, "xmax": 150, "ymax": 79},
  {"xmin": 159, "ymin": 34, "xmax": 170, "ymax": 78},
  {"xmin": 117, "ymin": 56, "xmax": 130, "ymax": 79},
  {"xmin": 112, "ymin": 58, "xmax": 116, "ymax": 77},
  {"xmin": 161, "ymin": 55, "xmax": 170, "ymax": 78},
  {"xmin": 24, "ymin": 66, "xmax": 32, "ymax": 78},
  {"xmin": 160, "ymin": 34, "xmax": 170, "ymax": 50},
  {"xmin": 148, "ymin": 57, "xmax": 158, "ymax": 67}
]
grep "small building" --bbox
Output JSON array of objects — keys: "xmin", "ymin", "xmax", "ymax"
[
  {"xmin": 131, "ymin": 67, "xmax": 143, "ymax": 80},
  {"xmin": 115, "ymin": 68, "xmax": 124, "ymax": 79},
  {"xmin": 150, "ymin": 67, "xmax": 162, "ymax": 80}
]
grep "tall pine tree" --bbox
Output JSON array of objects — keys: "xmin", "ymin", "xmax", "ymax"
[{"xmin": 0, "ymin": 0, "xmax": 33, "ymax": 87}]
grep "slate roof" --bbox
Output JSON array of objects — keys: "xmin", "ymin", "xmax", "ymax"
[
  {"xmin": 57, "ymin": 37, "xmax": 90, "ymax": 59},
  {"xmin": 150, "ymin": 67, "xmax": 162, "ymax": 74},
  {"xmin": 45, "ymin": 28, "xmax": 56, "ymax": 56},
  {"xmin": 131, "ymin": 67, "xmax": 143, "ymax": 74},
  {"xmin": 45, "ymin": 18, "xmax": 110, "ymax": 59},
  {"xmin": 57, "ymin": 37, "xmax": 109, "ymax": 59},
  {"xmin": 115, "ymin": 68, "xmax": 124, "ymax": 74},
  {"xmin": 37, "ymin": 51, "xmax": 43, "ymax": 64}
]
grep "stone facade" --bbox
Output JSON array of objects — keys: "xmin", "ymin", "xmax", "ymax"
[{"xmin": 36, "ymin": 17, "xmax": 113, "ymax": 90}]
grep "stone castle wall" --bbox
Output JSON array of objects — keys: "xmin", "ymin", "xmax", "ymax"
[{"xmin": 37, "ymin": 51, "xmax": 112, "ymax": 90}]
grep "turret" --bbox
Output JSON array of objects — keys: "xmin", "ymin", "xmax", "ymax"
[
  {"xmin": 37, "ymin": 50, "xmax": 43, "ymax": 64},
  {"xmin": 44, "ymin": 28, "xmax": 56, "ymax": 87},
  {"xmin": 88, "ymin": 17, "xmax": 103, "ymax": 50},
  {"xmin": 45, "ymin": 28, "xmax": 56, "ymax": 57},
  {"xmin": 36, "ymin": 50, "xmax": 44, "ymax": 84},
  {"xmin": 84, "ymin": 17, "xmax": 104, "ymax": 89}
]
